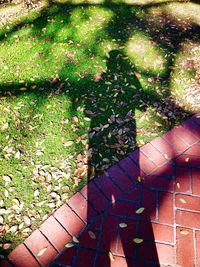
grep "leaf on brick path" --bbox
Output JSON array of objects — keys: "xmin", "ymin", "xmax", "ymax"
[
  {"xmin": 185, "ymin": 157, "xmax": 190, "ymax": 162},
  {"xmin": 72, "ymin": 236, "xmax": 79, "ymax": 243},
  {"xmin": 65, "ymin": 242, "xmax": 75, "ymax": 248},
  {"xmin": 180, "ymin": 230, "xmax": 189, "ymax": 235},
  {"xmin": 176, "ymin": 183, "xmax": 180, "ymax": 189},
  {"xmin": 108, "ymin": 251, "xmax": 115, "ymax": 261},
  {"xmin": 138, "ymin": 176, "xmax": 141, "ymax": 183},
  {"xmin": 180, "ymin": 198, "xmax": 186, "ymax": 204},
  {"xmin": 133, "ymin": 238, "xmax": 144, "ymax": 244},
  {"xmin": 164, "ymin": 154, "xmax": 169, "ymax": 159},
  {"xmin": 88, "ymin": 230, "xmax": 96, "ymax": 239},
  {"xmin": 63, "ymin": 141, "xmax": 73, "ymax": 147},
  {"xmin": 37, "ymin": 247, "xmax": 48, "ymax": 257},
  {"xmin": 119, "ymin": 223, "xmax": 128, "ymax": 228},
  {"xmin": 136, "ymin": 207, "xmax": 145, "ymax": 214}
]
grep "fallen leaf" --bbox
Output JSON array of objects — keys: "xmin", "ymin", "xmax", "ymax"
[
  {"xmin": 180, "ymin": 230, "xmax": 189, "ymax": 235},
  {"xmin": 185, "ymin": 157, "xmax": 189, "ymax": 162},
  {"xmin": 108, "ymin": 251, "xmax": 115, "ymax": 261},
  {"xmin": 20, "ymin": 87, "xmax": 27, "ymax": 91},
  {"xmin": 133, "ymin": 238, "xmax": 144, "ymax": 244},
  {"xmin": 88, "ymin": 231, "xmax": 96, "ymax": 239},
  {"xmin": 72, "ymin": 236, "xmax": 79, "ymax": 243},
  {"xmin": 180, "ymin": 198, "xmax": 186, "ymax": 204},
  {"xmin": 136, "ymin": 207, "xmax": 145, "ymax": 214},
  {"xmin": 63, "ymin": 141, "xmax": 73, "ymax": 147},
  {"xmin": 37, "ymin": 247, "xmax": 47, "ymax": 257},
  {"xmin": 138, "ymin": 176, "xmax": 141, "ymax": 183},
  {"xmin": 1, "ymin": 123, "xmax": 8, "ymax": 132},
  {"xmin": 119, "ymin": 223, "xmax": 127, "ymax": 228},
  {"xmin": 65, "ymin": 242, "xmax": 75, "ymax": 248}
]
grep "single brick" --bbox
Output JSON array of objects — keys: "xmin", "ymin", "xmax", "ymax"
[
  {"xmin": 192, "ymin": 168, "xmax": 200, "ymax": 195},
  {"xmin": 24, "ymin": 229, "xmax": 57, "ymax": 266},
  {"xmin": 163, "ymin": 128, "xmax": 189, "ymax": 153},
  {"xmin": 184, "ymin": 143, "xmax": 200, "ymax": 156},
  {"xmin": 151, "ymin": 162, "xmax": 174, "ymax": 177},
  {"xmin": 94, "ymin": 174, "xmax": 122, "ymax": 201},
  {"xmin": 129, "ymin": 150, "xmax": 157, "ymax": 175},
  {"xmin": 118, "ymin": 157, "xmax": 143, "ymax": 182},
  {"xmin": 175, "ymin": 167, "xmax": 191, "ymax": 193},
  {"xmin": 176, "ymin": 227, "xmax": 194, "ymax": 267},
  {"xmin": 99, "ymin": 215, "xmax": 119, "ymax": 253},
  {"xmin": 176, "ymin": 210, "xmax": 200, "ymax": 228},
  {"xmin": 196, "ymin": 231, "xmax": 200, "ymax": 267},
  {"xmin": 176, "ymin": 194, "xmax": 200, "ymax": 212},
  {"xmin": 139, "ymin": 222, "xmax": 174, "ymax": 244},
  {"xmin": 8, "ymin": 244, "xmax": 40, "ymax": 267},
  {"xmin": 108, "ymin": 165, "xmax": 133, "ymax": 192},
  {"xmin": 172, "ymin": 125, "xmax": 198, "ymax": 146},
  {"xmin": 108, "ymin": 200, "xmax": 138, "ymax": 218},
  {"xmin": 140, "ymin": 143, "xmax": 167, "ymax": 166},
  {"xmin": 53, "ymin": 204, "xmax": 85, "ymax": 236},
  {"xmin": 158, "ymin": 192, "xmax": 174, "ymax": 224},
  {"xmin": 121, "ymin": 186, "xmax": 140, "ymax": 202},
  {"xmin": 144, "ymin": 175, "xmax": 173, "ymax": 191},
  {"xmin": 68, "ymin": 192, "xmax": 97, "ymax": 221},
  {"xmin": 78, "ymin": 228, "xmax": 99, "ymax": 248},
  {"xmin": 81, "ymin": 182, "xmax": 109, "ymax": 213},
  {"xmin": 182, "ymin": 120, "xmax": 200, "ymax": 139},
  {"xmin": 75, "ymin": 248, "xmax": 96, "ymax": 267},
  {"xmin": 54, "ymin": 247, "xmax": 76, "ymax": 266},
  {"xmin": 137, "ymin": 241, "xmax": 174, "ymax": 265},
  {"xmin": 175, "ymin": 154, "xmax": 200, "ymax": 168},
  {"xmin": 142, "ymin": 188, "xmax": 157, "ymax": 221},
  {"xmin": 40, "ymin": 216, "xmax": 72, "ymax": 252},
  {"xmin": 150, "ymin": 136, "xmax": 176, "ymax": 159}
]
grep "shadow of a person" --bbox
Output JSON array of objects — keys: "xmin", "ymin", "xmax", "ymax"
[{"xmin": 79, "ymin": 49, "xmax": 159, "ymax": 267}]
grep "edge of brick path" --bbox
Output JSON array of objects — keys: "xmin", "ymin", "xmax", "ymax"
[{"xmin": 1, "ymin": 113, "xmax": 200, "ymax": 267}]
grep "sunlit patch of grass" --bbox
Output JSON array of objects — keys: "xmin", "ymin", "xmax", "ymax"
[
  {"xmin": 171, "ymin": 40, "xmax": 200, "ymax": 112},
  {"xmin": 166, "ymin": 3, "xmax": 200, "ymax": 27},
  {"xmin": 125, "ymin": 32, "xmax": 167, "ymax": 75}
]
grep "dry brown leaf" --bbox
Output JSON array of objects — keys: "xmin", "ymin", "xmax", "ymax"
[
  {"xmin": 180, "ymin": 230, "xmax": 189, "ymax": 235},
  {"xmin": 135, "ymin": 207, "xmax": 145, "ymax": 214},
  {"xmin": 119, "ymin": 223, "xmax": 127, "ymax": 228},
  {"xmin": 108, "ymin": 251, "xmax": 115, "ymax": 261}
]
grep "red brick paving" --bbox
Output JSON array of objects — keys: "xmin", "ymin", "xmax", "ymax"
[{"xmin": 1, "ymin": 114, "xmax": 200, "ymax": 267}]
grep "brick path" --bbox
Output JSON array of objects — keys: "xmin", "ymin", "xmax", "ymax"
[{"xmin": 1, "ymin": 114, "xmax": 200, "ymax": 267}]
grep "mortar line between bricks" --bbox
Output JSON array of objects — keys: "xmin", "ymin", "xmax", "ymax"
[
  {"xmin": 127, "ymin": 154, "xmax": 148, "ymax": 175},
  {"xmin": 39, "ymin": 229, "xmax": 59, "ymax": 253},
  {"xmin": 174, "ymin": 190, "xmax": 200, "ymax": 198},
  {"xmin": 189, "ymin": 168, "xmax": 193, "ymax": 194},
  {"xmin": 104, "ymin": 172, "xmax": 124, "ymax": 193},
  {"xmin": 53, "ymin": 216, "xmax": 74, "ymax": 238},
  {"xmin": 178, "ymin": 123, "xmax": 200, "ymax": 140},
  {"xmin": 175, "ymin": 207, "xmax": 200, "ymax": 214},
  {"xmin": 66, "ymin": 203, "xmax": 88, "ymax": 225},
  {"xmin": 193, "ymin": 230, "xmax": 197, "ymax": 267},
  {"xmin": 23, "ymin": 242, "xmax": 43, "ymax": 267},
  {"xmin": 172, "ymin": 174, "xmax": 176, "ymax": 267}
]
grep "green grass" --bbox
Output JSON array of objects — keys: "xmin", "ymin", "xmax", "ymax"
[{"xmin": 0, "ymin": 0, "xmax": 199, "ymax": 256}]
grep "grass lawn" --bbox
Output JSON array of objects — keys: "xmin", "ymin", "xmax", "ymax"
[{"xmin": 0, "ymin": 0, "xmax": 200, "ymax": 256}]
